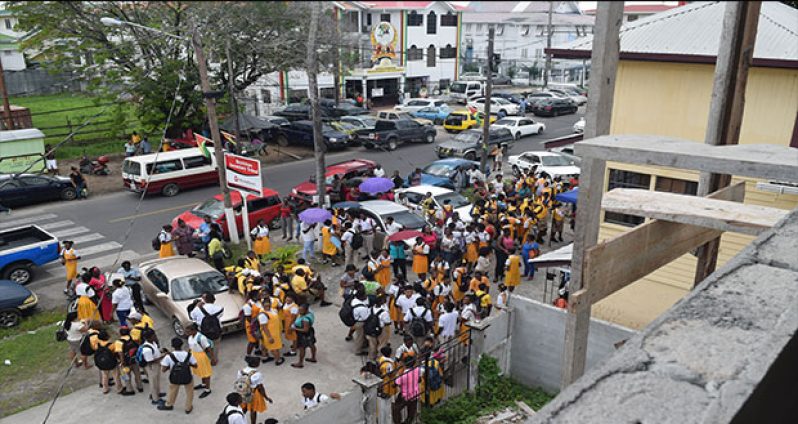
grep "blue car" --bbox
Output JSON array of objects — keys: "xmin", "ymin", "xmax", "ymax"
[
  {"xmin": 409, "ymin": 158, "xmax": 479, "ymax": 190},
  {"xmin": 0, "ymin": 279, "xmax": 38, "ymax": 327},
  {"xmin": 411, "ymin": 105, "xmax": 451, "ymax": 125}
]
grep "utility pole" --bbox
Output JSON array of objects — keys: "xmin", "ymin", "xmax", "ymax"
[
  {"xmin": 333, "ymin": 8, "xmax": 342, "ymax": 105},
  {"xmin": 307, "ymin": 1, "xmax": 327, "ymax": 207},
  {"xmin": 226, "ymin": 40, "xmax": 241, "ymax": 142},
  {"xmin": 0, "ymin": 56, "xmax": 13, "ymax": 130},
  {"xmin": 544, "ymin": 0, "xmax": 554, "ymax": 88},
  {"xmin": 480, "ymin": 27, "xmax": 494, "ymax": 174},
  {"xmin": 193, "ymin": 28, "xmax": 239, "ymax": 243}
]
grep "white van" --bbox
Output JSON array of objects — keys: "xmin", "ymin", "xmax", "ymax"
[
  {"xmin": 121, "ymin": 148, "xmax": 218, "ymax": 197},
  {"xmin": 449, "ymin": 80, "xmax": 485, "ymax": 104}
]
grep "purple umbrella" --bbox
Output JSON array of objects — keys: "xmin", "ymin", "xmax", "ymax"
[
  {"xmin": 298, "ymin": 208, "xmax": 332, "ymax": 224},
  {"xmin": 359, "ymin": 177, "xmax": 394, "ymax": 194}
]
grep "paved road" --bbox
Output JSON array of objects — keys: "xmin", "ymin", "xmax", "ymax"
[{"xmin": 1, "ymin": 110, "xmax": 582, "ymax": 286}]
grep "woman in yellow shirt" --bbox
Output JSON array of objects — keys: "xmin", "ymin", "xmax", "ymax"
[
  {"xmin": 158, "ymin": 225, "xmax": 175, "ymax": 258},
  {"xmin": 321, "ymin": 220, "xmax": 338, "ymax": 265},
  {"xmin": 251, "ymin": 219, "xmax": 271, "ymax": 257},
  {"xmin": 412, "ymin": 238, "xmax": 430, "ymax": 280},
  {"xmin": 504, "ymin": 248, "xmax": 522, "ymax": 291},
  {"xmin": 374, "ymin": 249, "xmax": 392, "ymax": 288},
  {"xmin": 61, "ymin": 241, "xmax": 80, "ymax": 294}
]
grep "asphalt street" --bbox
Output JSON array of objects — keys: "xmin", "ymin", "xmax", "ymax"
[{"xmin": 1, "ymin": 109, "xmax": 583, "ymax": 286}]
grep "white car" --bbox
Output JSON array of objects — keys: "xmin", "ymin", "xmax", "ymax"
[
  {"xmin": 507, "ymin": 151, "xmax": 581, "ymax": 179},
  {"xmin": 491, "ymin": 117, "xmax": 545, "ymax": 140},
  {"xmin": 395, "ymin": 98, "xmax": 447, "ymax": 114},
  {"xmin": 395, "ymin": 185, "xmax": 473, "ymax": 223},
  {"xmin": 550, "ymin": 89, "xmax": 588, "ymax": 106},
  {"xmin": 467, "ymin": 97, "xmax": 520, "ymax": 116},
  {"xmin": 573, "ymin": 117, "xmax": 585, "ymax": 133}
]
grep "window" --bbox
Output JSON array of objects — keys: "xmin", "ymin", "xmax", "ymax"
[
  {"xmin": 655, "ymin": 177, "xmax": 698, "ymax": 195},
  {"xmin": 439, "ymin": 79, "xmax": 450, "ymax": 91},
  {"xmin": 260, "ymin": 89, "xmax": 271, "ymax": 104},
  {"xmin": 4, "ymin": 19, "xmax": 11, "ymax": 30},
  {"xmin": 521, "ymin": 25, "xmax": 530, "ymax": 36},
  {"xmin": 627, "ymin": 14, "xmax": 639, "ymax": 22},
  {"xmin": 521, "ymin": 48, "xmax": 528, "ymax": 58},
  {"xmin": 366, "ymin": 13, "xmax": 372, "ymax": 26},
  {"xmin": 183, "ymin": 156, "xmax": 211, "ymax": 169},
  {"xmin": 427, "ymin": 45, "xmax": 436, "ymax": 67},
  {"xmin": 440, "ymin": 44, "xmax": 456, "ymax": 59},
  {"xmin": 441, "ymin": 12, "xmax": 458, "ymax": 27},
  {"xmin": 21, "ymin": 176, "xmax": 50, "ymax": 186},
  {"xmin": 0, "ymin": 179, "xmax": 20, "ymax": 190},
  {"xmin": 407, "ymin": 45, "xmax": 422, "ymax": 61},
  {"xmin": 604, "ymin": 169, "xmax": 651, "ymax": 226},
  {"xmin": 496, "ymin": 24, "xmax": 504, "ymax": 36},
  {"xmin": 476, "ymin": 24, "xmax": 483, "ymax": 33},
  {"xmin": 380, "ymin": 13, "xmax": 391, "ymax": 23},
  {"xmin": 248, "ymin": 197, "xmax": 272, "ymax": 211},
  {"xmin": 427, "ymin": 11, "xmax": 437, "ymax": 34},
  {"xmin": 465, "ymin": 23, "xmax": 472, "ymax": 33},
  {"xmin": 408, "ymin": 11, "xmax": 423, "ymax": 26},
  {"xmin": 147, "ymin": 159, "xmax": 184, "ymax": 175},
  {"xmin": 147, "ymin": 269, "xmax": 169, "ymax": 293}
]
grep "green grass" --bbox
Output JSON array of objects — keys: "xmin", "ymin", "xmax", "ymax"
[
  {"xmin": 0, "ymin": 309, "xmax": 64, "ymax": 340},
  {"xmin": 10, "ymin": 94, "xmax": 141, "ymax": 159}
]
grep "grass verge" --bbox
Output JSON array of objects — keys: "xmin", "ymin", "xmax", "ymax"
[{"xmin": 0, "ymin": 308, "xmax": 63, "ymax": 339}]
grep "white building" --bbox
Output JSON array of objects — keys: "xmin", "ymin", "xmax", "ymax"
[
  {"xmin": 460, "ymin": 1, "xmax": 593, "ymax": 84},
  {"xmin": 0, "ymin": 9, "xmax": 26, "ymax": 71}
]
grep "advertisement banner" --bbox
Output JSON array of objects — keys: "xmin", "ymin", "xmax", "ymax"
[{"xmin": 224, "ymin": 153, "xmax": 262, "ymax": 196}]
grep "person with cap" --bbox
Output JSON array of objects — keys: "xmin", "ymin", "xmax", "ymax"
[{"xmin": 128, "ymin": 310, "xmax": 156, "ymax": 344}]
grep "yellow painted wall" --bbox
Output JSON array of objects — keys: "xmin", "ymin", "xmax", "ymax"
[{"xmin": 591, "ymin": 61, "xmax": 798, "ymax": 329}]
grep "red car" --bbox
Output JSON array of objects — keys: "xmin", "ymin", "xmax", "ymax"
[
  {"xmin": 173, "ymin": 188, "xmax": 282, "ymax": 238},
  {"xmin": 290, "ymin": 159, "xmax": 377, "ymax": 204}
]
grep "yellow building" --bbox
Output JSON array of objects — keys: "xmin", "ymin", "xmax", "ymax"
[{"xmin": 550, "ymin": 1, "xmax": 798, "ymax": 329}]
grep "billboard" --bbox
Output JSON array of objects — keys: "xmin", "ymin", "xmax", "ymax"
[{"xmin": 224, "ymin": 153, "xmax": 262, "ymax": 196}]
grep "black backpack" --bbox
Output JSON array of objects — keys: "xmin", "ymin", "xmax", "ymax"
[
  {"xmin": 94, "ymin": 342, "xmax": 118, "ymax": 371},
  {"xmin": 200, "ymin": 306, "xmax": 223, "ymax": 340},
  {"xmin": 151, "ymin": 236, "xmax": 161, "ymax": 251},
  {"xmin": 361, "ymin": 263, "xmax": 375, "ymax": 281},
  {"xmin": 339, "ymin": 296, "xmax": 366, "ymax": 327},
  {"xmin": 168, "ymin": 353, "xmax": 193, "ymax": 385},
  {"xmin": 409, "ymin": 308, "xmax": 428, "ymax": 337},
  {"xmin": 216, "ymin": 407, "xmax": 244, "ymax": 424},
  {"xmin": 120, "ymin": 336, "xmax": 139, "ymax": 366},
  {"xmin": 351, "ymin": 232, "xmax": 364, "ymax": 250},
  {"xmin": 363, "ymin": 308, "xmax": 383, "ymax": 337},
  {"xmin": 79, "ymin": 333, "xmax": 95, "ymax": 356}
]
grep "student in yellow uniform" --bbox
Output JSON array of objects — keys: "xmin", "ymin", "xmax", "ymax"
[
  {"xmin": 321, "ymin": 220, "xmax": 338, "ymax": 266},
  {"xmin": 374, "ymin": 249, "xmax": 392, "ymax": 288},
  {"xmin": 251, "ymin": 220, "xmax": 272, "ymax": 257},
  {"xmin": 92, "ymin": 329, "xmax": 121, "ymax": 394},
  {"xmin": 451, "ymin": 263, "xmax": 468, "ymax": 304},
  {"xmin": 412, "ymin": 237, "xmax": 430, "ymax": 280},
  {"xmin": 75, "ymin": 279, "xmax": 100, "ymax": 321},
  {"xmin": 224, "ymin": 260, "xmax": 249, "ymax": 295},
  {"xmin": 257, "ymin": 305, "xmax": 284, "ymax": 366},
  {"xmin": 468, "ymin": 271, "xmax": 490, "ymax": 293},
  {"xmin": 475, "ymin": 283, "xmax": 493, "ymax": 319},
  {"xmin": 242, "ymin": 291, "xmax": 263, "ymax": 357},
  {"xmin": 239, "ymin": 356, "xmax": 273, "ymax": 424},
  {"xmin": 159, "ymin": 225, "xmax": 175, "ymax": 258},
  {"xmin": 128, "ymin": 311, "xmax": 155, "ymax": 344},
  {"xmin": 376, "ymin": 346, "xmax": 398, "ymax": 397},
  {"xmin": 282, "ymin": 293, "xmax": 299, "ymax": 357},
  {"xmin": 504, "ymin": 248, "xmax": 522, "ymax": 292},
  {"xmin": 61, "ymin": 240, "xmax": 80, "ymax": 295},
  {"xmin": 244, "ymin": 251, "xmax": 261, "ymax": 273},
  {"xmin": 185, "ymin": 323, "xmax": 217, "ymax": 399},
  {"xmin": 419, "ymin": 353, "xmax": 445, "ymax": 406}
]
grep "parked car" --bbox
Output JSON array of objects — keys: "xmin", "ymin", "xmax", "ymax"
[
  {"xmin": 173, "ymin": 188, "xmax": 282, "ymax": 240},
  {"xmin": 323, "ymin": 100, "xmax": 369, "ymax": 117},
  {"xmin": 329, "ymin": 120, "xmax": 360, "ymax": 139},
  {"xmin": 527, "ymin": 91, "xmax": 567, "ymax": 108},
  {"xmin": 139, "ymin": 257, "xmax": 245, "ymax": 337},
  {"xmin": 436, "ymin": 128, "xmax": 514, "ymax": 161},
  {"xmin": 492, "ymin": 92, "xmax": 525, "ymax": 104},
  {"xmin": 549, "ymin": 145, "xmax": 581, "ymax": 166},
  {"xmin": 0, "ymin": 225, "xmax": 60, "ymax": 285},
  {"xmin": 274, "ymin": 102, "xmax": 367, "ymax": 122},
  {"xmin": 507, "ymin": 151, "xmax": 581, "ymax": 180},
  {"xmin": 459, "ymin": 72, "xmax": 483, "ymax": 81},
  {"xmin": 449, "ymin": 80, "xmax": 485, "ymax": 104},
  {"xmin": 491, "ymin": 73, "xmax": 513, "ymax": 86},
  {"xmin": 331, "ymin": 200, "xmax": 426, "ymax": 248},
  {"xmin": 376, "ymin": 110, "xmax": 433, "ymax": 126},
  {"xmin": 340, "ymin": 115, "xmax": 378, "ymax": 131},
  {"xmin": 395, "ymin": 185, "xmax": 473, "ymax": 223},
  {"xmin": 467, "ymin": 97, "xmax": 520, "ymax": 117},
  {"xmin": 492, "ymin": 117, "xmax": 545, "ymax": 140},
  {"xmin": 549, "ymin": 89, "xmax": 588, "ymax": 106},
  {"xmin": 290, "ymin": 159, "xmax": 377, "ymax": 204},
  {"xmin": 442, "ymin": 110, "xmax": 496, "ymax": 133},
  {"xmin": 410, "ymin": 105, "xmax": 451, "ymax": 124},
  {"xmin": 0, "ymin": 279, "xmax": 38, "ymax": 327},
  {"xmin": 394, "ymin": 98, "xmax": 447, "ymax": 114},
  {"xmin": 573, "ymin": 117, "xmax": 585, "ymax": 133},
  {"xmin": 0, "ymin": 174, "xmax": 77, "ymax": 207},
  {"xmin": 415, "ymin": 158, "xmax": 480, "ymax": 189},
  {"xmin": 274, "ymin": 120, "xmax": 350, "ymax": 149},
  {"xmin": 364, "ymin": 120, "xmax": 436, "ymax": 151},
  {"xmin": 530, "ymin": 98, "xmax": 578, "ymax": 117},
  {"xmin": 122, "ymin": 149, "xmax": 218, "ymax": 197}
]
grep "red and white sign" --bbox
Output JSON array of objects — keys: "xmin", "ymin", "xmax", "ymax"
[{"xmin": 224, "ymin": 153, "xmax": 262, "ymax": 196}]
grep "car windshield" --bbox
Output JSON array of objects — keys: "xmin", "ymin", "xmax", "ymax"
[
  {"xmin": 450, "ymin": 83, "xmax": 467, "ymax": 93},
  {"xmin": 541, "ymin": 155, "xmax": 574, "ymax": 166},
  {"xmin": 384, "ymin": 211, "xmax": 426, "ymax": 230},
  {"xmin": 423, "ymin": 163, "xmax": 456, "ymax": 178},
  {"xmin": 495, "ymin": 98, "xmax": 510, "ymax": 105},
  {"xmin": 359, "ymin": 117, "xmax": 377, "ymax": 127},
  {"xmin": 435, "ymin": 192, "xmax": 470, "ymax": 209},
  {"xmin": 193, "ymin": 199, "xmax": 224, "ymax": 219},
  {"xmin": 170, "ymin": 271, "xmax": 229, "ymax": 301},
  {"xmin": 495, "ymin": 119, "xmax": 515, "ymax": 126},
  {"xmin": 453, "ymin": 132, "xmax": 481, "ymax": 144},
  {"xmin": 122, "ymin": 160, "xmax": 141, "ymax": 176}
]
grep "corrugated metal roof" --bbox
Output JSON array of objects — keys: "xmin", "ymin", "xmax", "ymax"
[
  {"xmin": 551, "ymin": 1, "xmax": 798, "ymax": 63},
  {"xmin": 462, "ymin": 11, "xmax": 594, "ymax": 25},
  {"xmin": 0, "ymin": 129, "xmax": 45, "ymax": 142}
]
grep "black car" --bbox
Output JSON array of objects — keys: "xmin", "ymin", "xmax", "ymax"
[
  {"xmin": 0, "ymin": 279, "xmax": 38, "ymax": 327},
  {"xmin": 275, "ymin": 120, "xmax": 350, "ymax": 149},
  {"xmin": 364, "ymin": 119, "xmax": 436, "ymax": 151},
  {"xmin": 274, "ymin": 102, "xmax": 368, "ymax": 122},
  {"xmin": 493, "ymin": 92, "xmax": 524, "ymax": 104},
  {"xmin": 0, "ymin": 174, "xmax": 77, "ymax": 207},
  {"xmin": 436, "ymin": 127, "xmax": 514, "ymax": 160},
  {"xmin": 531, "ymin": 98, "xmax": 578, "ymax": 117}
]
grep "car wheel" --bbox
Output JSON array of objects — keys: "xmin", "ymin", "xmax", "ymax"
[
  {"xmin": 537, "ymin": 127, "xmax": 543, "ymax": 135},
  {"xmin": 364, "ymin": 143, "xmax": 374, "ymax": 149},
  {"xmin": 4, "ymin": 264, "xmax": 33, "ymax": 285},
  {"xmin": 0, "ymin": 309, "xmax": 21, "ymax": 328},
  {"xmin": 172, "ymin": 317, "xmax": 186, "ymax": 337},
  {"xmin": 161, "ymin": 183, "xmax": 180, "ymax": 197},
  {"xmin": 552, "ymin": 109, "xmax": 559, "ymax": 117},
  {"xmin": 60, "ymin": 187, "xmax": 77, "ymax": 201},
  {"xmin": 512, "ymin": 165, "xmax": 520, "ymax": 177},
  {"xmin": 388, "ymin": 140, "xmax": 398, "ymax": 151},
  {"xmin": 276, "ymin": 135, "xmax": 289, "ymax": 147},
  {"xmin": 425, "ymin": 133, "xmax": 435, "ymax": 144},
  {"xmin": 464, "ymin": 152, "xmax": 476, "ymax": 161},
  {"xmin": 513, "ymin": 132, "xmax": 520, "ymax": 141},
  {"xmin": 434, "ymin": 118, "xmax": 442, "ymax": 125},
  {"xmin": 498, "ymin": 110, "xmax": 507, "ymax": 118}
]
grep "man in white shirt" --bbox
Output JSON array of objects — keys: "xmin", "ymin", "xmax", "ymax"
[
  {"xmin": 373, "ymin": 165, "xmax": 386, "ymax": 178},
  {"xmin": 300, "ymin": 222, "xmax": 318, "ymax": 262},
  {"xmin": 383, "ymin": 216, "xmax": 403, "ymax": 236},
  {"xmin": 188, "ymin": 293, "xmax": 224, "ymax": 359},
  {"xmin": 436, "ymin": 302, "xmax": 459, "ymax": 342},
  {"xmin": 350, "ymin": 291, "xmax": 370, "ymax": 356},
  {"xmin": 301, "ymin": 382, "xmax": 340, "ymax": 410},
  {"xmin": 357, "ymin": 212, "xmax": 376, "ymax": 259},
  {"xmin": 404, "ymin": 297, "xmax": 433, "ymax": 344},
  {"xmin": 366, "ymin": 296, "xmax": 393, "ymax": 360},
  {"xmin": 395, "ymin": 286, "xmax": 421, "ymax": 334},
  {"xmin": 140, "ymin": 329, "xmax": 164, "ymax": 405},
  {"xmin": 221, "ymin": 393, "xmax": 247, "ymax": 424},
  {"xmin": 111, "ymin": 279, "xmax": 133, "ymax": 326},
  {"xmin": 341, "ymin": 222, "xmax": 356, "ymax": 267},
  {"xmin": 158, "ymin": 337, "xmax": 198, "ymax": 414}
]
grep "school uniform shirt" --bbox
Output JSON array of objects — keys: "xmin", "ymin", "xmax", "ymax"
[
  {"xmin": 158, "ymin": 231, "xmax": 172, "ymax": 243},
  {"xmin": 75, "ymin": 283, "xmax": 95, "ymax": 297},
  {"xmin": 351, "ymin": 298, "xmax": 370, "ymax": 323},
  {"xmin": 438, "ymin": 311, "xmax": 459, "ymax": 338},
  {"xmin": 300, "ymin": 223, "xmax": 317, "ymax": 242},
  {"xmin": 140, "ymin": 340, "xmax": 160, "ymax": 364},
  {"xmin": 395, "ymin": 343, "xmax": 420, "ymax": 361},
  {"xmin": 238, "ymin": 366, "xmax": 264, "ymax": 388},
  {"xmin": 433, "ymin": 284, "xmax": 452, "ymax": 299},
  {"xmin": 478, "ymin": 231, "xmax": 491, "ymax": 244},
  {"xmin": 475, "ymin": 256, "xmax": 491, "ymax": 273},
  {"xmin": 111, "ymin": 286, "xmax": 133, "ymax": 311},
  {"xmin": 188, "ymin": 333, "xmax": 213, "ymax": 353},
  {"xmin": 160, "ymin": 350, "xmax": 197, "ymax": 369},
  {"xmin": 341, "ymin": 230, "xmax": 354, "ymax": 247},
  {"xmin": 190, "ymin": 303, "xmax": 224, "ymax": 327},
  {"xmin": 395, "ymin": 293, "xmax": 421, "ymax": 315},
  {"xmin": 404, "ymin": 306, "xmax": 433, "ymax": 324},
  {"xmin": 384, "ymin": 221, "xmax": 404, "ymax": 236},
  {"xmin": 461, "ymin": 304, "xmax": 478, "ymax": 322},
  {"xmin": 372, "ymin": 306, "xmax": 392, "ymax": 328},
  {"xmin": 374, "ymin": 168, "xmax": 386, "ymax": 178},
  {"xmin": 302, "ymin": 393, "xmax": 330, "ymax": 409},
  {"xmin": 359, "ymin": 218, "xmax": 376, "ymax": 234},
  {"xmin": 222, "ymin": 405, "xmax": 246, "ymax": 424}
]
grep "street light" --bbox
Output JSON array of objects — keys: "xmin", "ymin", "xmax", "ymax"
[{"xmin": 101, "ymin": 17, "xmax": 240, "ymax": 243}]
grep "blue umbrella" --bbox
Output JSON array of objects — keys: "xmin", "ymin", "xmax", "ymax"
[
  {"xmin": 555, "ymin": 187, "xmax": 579, "ymax": 204},
  {"xmin": 298, "ymin": 208, "xmax": 332, "ymax": 224},
  {"xmin": 359, "ymin": 177, "xmax": 394, "ymax": 194}
]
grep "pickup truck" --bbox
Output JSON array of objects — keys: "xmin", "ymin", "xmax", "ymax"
[
  {"xmin": 436, "ymin": 127, "xmax": 514, "ymax": 160},
  {"xmin": 364, "ymin": 119, "xmax": 437, "ymax": 151},
  {"xmin": 0, "ymin": 225, "xmax": 60, "ymax": 284}
]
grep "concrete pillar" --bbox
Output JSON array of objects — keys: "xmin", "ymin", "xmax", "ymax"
[
  {"xmin": 465, "ymin": 319, "xmax": 490, "ymax": 390},
  {"xmin": 353, "ymin": 375, "xmax": 381, "ymax": 424}
]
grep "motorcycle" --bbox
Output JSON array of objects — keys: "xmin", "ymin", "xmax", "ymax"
[{"xmin": 79, "ymin": 155, "xmax": 111, "ymax": 176}]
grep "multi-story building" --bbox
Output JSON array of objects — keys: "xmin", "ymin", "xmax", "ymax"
[
  {"xmin": 460, "ymin": 1, "xmax": 594, "ymax": 84},
  {"xmin": 0, "ymin": 9, "xmax": 26, "ymax": 71}
]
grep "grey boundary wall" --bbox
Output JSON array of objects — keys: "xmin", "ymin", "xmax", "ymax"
[{"xmin": 528, "ymin": 208, "xmax": 798, "ymax": 424}]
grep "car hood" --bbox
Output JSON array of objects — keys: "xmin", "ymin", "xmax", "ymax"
[
  {"xmin": 437, "ymin": 140, "xmax": 473, "ymax": 150},
  {"xmin": 540, "ymin": 165, "xmax": 581, "ymax": 176},
  {"xmin": 173, "ymin": 292, "xmax": 246, "ymax": 325},
  {"xmin": 455, "ymin": 205, "xmax": 473, "ymax": 223},
  {"xmin": 420, "ymin": 174, "xmax": 450, "ymax": 186},
  {"xmin": 174, "ymin": 210, "xmax": 205, "ymax": 230}
]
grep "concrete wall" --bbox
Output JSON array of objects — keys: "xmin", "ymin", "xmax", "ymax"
[
  {"xmin": 479, "ymin": 308, "xmax": 513, "ymax": 375},
  {"xmin": 285, "ymin": 388, "xmax": 363, "ymax": 424},
  {"xmin": 508, "ymin": 295, "xmax": 635, "ymax": 393}
]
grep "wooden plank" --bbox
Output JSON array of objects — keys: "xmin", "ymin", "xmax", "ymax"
[
  {"xmin": 602, "ymin": 188, "xmax": 787, "ymax": 236},
  {"xmin": 575, "ymin": 135, "xmax": 798, "ymax": 183},
  {"xmin": 584, "ymin": 182, "xmax": 745, "ymax": 305}
]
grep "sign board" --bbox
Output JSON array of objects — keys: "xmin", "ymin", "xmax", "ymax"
[
  {"xmin": 224, "ymin": 153, "xmax": 262, "ymax": 196},
  {"xmin": 371, "ymin": 87, "xmax": 384, "ymax": 97},
  {"xmin": 371, "ymin": 22, "xmax": 397, "ymax": 62}
]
